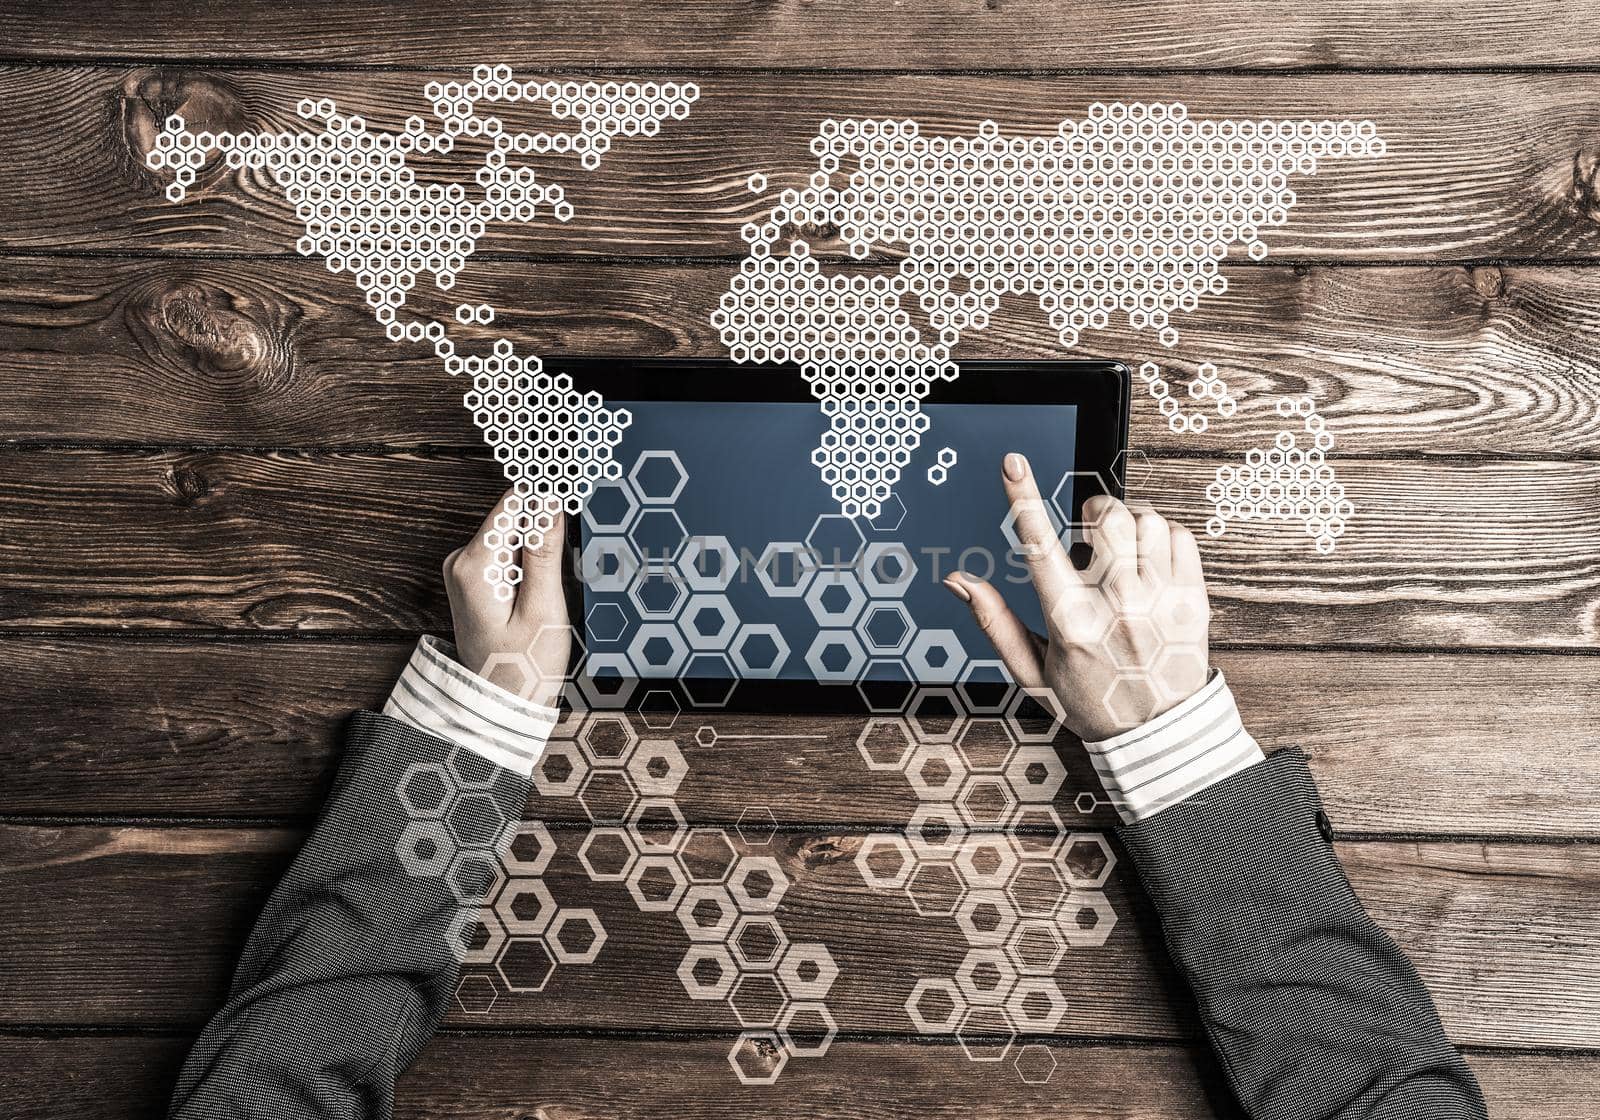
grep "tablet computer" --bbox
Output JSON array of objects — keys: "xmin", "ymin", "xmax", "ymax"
[{"xmin": 557, "ymin": 358, "xmax": 1129, "ymax": 712}]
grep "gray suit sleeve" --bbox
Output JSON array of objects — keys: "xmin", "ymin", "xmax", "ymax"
[
  {"xmin": 1118, "ymin": 747, "xmax": 1487, "ymax": 1120},
  {"xmin": 169, "ymin": 711, "xmax": 530, "ymax": 1120}
]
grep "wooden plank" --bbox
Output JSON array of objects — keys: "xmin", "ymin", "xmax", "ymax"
[
  {"xmin": 4, "ymin": 256, "xmax": 1600, "ymax": 457},
  {"xmin": 1, "ymin": 449, "xmax": 1596, "ymax": 648},
  {"xmin": 2, "ymin": 822, "xmax": 1596, "ymax": 1048},
  {"xmin": 5, "ymin": 68, "xmax": 1600, "ymax": 261},
  {"xmin": 3, "ymin": 1034, "xmax": 1596, "ymax": 1120},
  {"xmin": 3, "ymin": 1, "xmax": 1600, "ymax": 70},
  {"xmin": 3, "ymin": 636, "xmax": 1596, "ymax": 838}
]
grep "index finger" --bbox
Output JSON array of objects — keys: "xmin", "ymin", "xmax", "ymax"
[{"xmin": 1002, "ymin": 452, "xmax": 1080, "ymax": 612}]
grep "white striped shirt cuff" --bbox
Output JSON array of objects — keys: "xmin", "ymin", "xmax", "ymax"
[
  {"xmin": 1084, "ymin": 669, "xmax": 1266, "ymax": 824},
  {"xmin": 382, "ymin": 636, "xmax": 558, "ymax": 777}
]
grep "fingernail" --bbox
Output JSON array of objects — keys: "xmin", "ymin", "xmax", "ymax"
[
  {"xmin": 1004, "ymin": 453, "xmax": 1028, "ymax": 482},
  {"xmin": 943, "ymin": 574, "xmax": 972, "ymax": 602}
]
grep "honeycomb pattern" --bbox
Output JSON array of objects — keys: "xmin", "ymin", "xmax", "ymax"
[
  {"xmin": 715, "ymin": 102, "xmax": 1380, "ymax": 546},
  {"xmin": 1206, "ymin": 396, "xmax": 1352, "ymax": 554},
  {"xmin": 853, "ymin": 679, "xmax": 1119, "ymax": 1082},
  {"xmin": 1137, "ymin": 359, "xmax": 1236, "ymax": 434},
  {"xmin": 393, "ymin": 747, "xmax": 591, "ymax": 992},
  {"xmin": 397, "ymin": 645, "xmax": 837, "ymax": 1080},
  {"xmin": 145, "ymin": 67, "xmax": 699, "ymax": 598}
]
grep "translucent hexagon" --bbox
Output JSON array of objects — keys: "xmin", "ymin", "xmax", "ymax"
[
  {"xmin": 627, "ymin": 622, "xmax": 691, "ymax": 676},
  {"xmin": 804, "ymin": 569, "xmax": 868, "ymax": 627},
  {"xmin": 547, "ymin": 907, "xmax": 607, "ymax": 964},
  {"xmin": 728, "ymin": 854, "xmax": 789, "ymax": 913},
  {"xmin": 954, "ymin": 833, "xmax": 1019, "ymax": 891},
  {"xmin": 755, "ymin": 541, "xmax": 817, "ymax": 598},
  {"xmin": 398, "ymin": 761, "xmax": 455, "ymax": 820},
  {"xmin": 779, "ymin": 1000, "xmax": 837, "ymax": 1058},
  {"xmin": 496, "ymin": 935, "xmax": 557, "ymax": 993},
  {"xmin": 680, "ymin": 826, "xmax": 739, "ymax": 882},
  {"xmin": 1006, "ymin": 977, "xmax": 1067, "ymax": 1032},
  {"xmin": 855, "ymin": 832, "xmax": 915, "ymax": 890},
  {"xmin": 578, "ymin": 712, "xmax": 639, "ymax": 765},
  {"xmin": 681, "ymin": 592, "xmax": 740, "ymax": 651},
  {"xmin": 777, "ymin": 941, "xmax": 838, "ymax": 1000},
  {"xmin": 956, "ymin": 887, "xmax": 1019, "ymax": 947},
  {"xmin": 576, "ymin": 825, "xmax": 638, "ymax": 881},
  {"xmin": 906, "ymin": 628, "xmax": 968, "ymax": 683},
  {"xmin": 730, "ymin": 622, "xmax": 791, "ymax": 678},
  {"xmin": 804, "ymin": 629, "xmax": 868, "ymax": 683},
  {"xmin": 677, "ymin": 883, "xmax": 738, "ymax": 941},
  {"xmin": 445, "ymin": 905, "xmax": 505, "ymax": 965},
  {"xmin": 628, "ymin": 561, "xmax": 690, "ymax": 619},
  {"xmin": 956, "ymin": 946, "xmax": 1018, "ymax": 1005},
  {"xmin": 860, "ymin": 541, "xmax": 918, "ymax": 597},
  {"xmin": 627, "ymin": 795, "xmax": 687, "ymax": 853},
  {"xmin": 500, "ymin": 819, "xmax": 556, "ymax": 877},
  {"xmin": 628, "ymin": 449, "xmax": 688, "ymax": 504},
  {"xmin": 855, "ymin": 600, "xmax": 914, "ymax": 655},
  {"xmin": 1006, "ymin": 917, "xmax": 1068, "ymax": 976},
  {"xmin": 855, "ymin": 716, "xmax": 916, "ymax": 771},
  {"xmin": 679, "ymin": 942, "xmax": 738, "ymax": 1000},
  {"xmin": 532, "ymin": 738, "xmax": 589, "ymax": 798},
  {"xmin": 906, "ymin": 743, "xmax": 968, "ymax": 802},
  {"xmin": 731, "ymin": 913, "xmax": 790, "ymax": 970},
  {"xmin": 627, "ymin": 852, "xmax": 689, "ymax": 912},
  {"xmin": 905, "ymin": 977, "xmax": 965, "ymax": 1033},
  {"xmin": 805, "ymin": 513, "xmax": 865, "ymax": 568},
  {"xmin": 1059, "ymin": 832, "xmax": 1115, "ymax": 888},
  {"xmin": 1005, "ymin": 743, "xmax": 1067, "ymax": 803},
  {"xmin": 627, "ymin": 737, "xmax": 687, "ymax": 796},
  {"xmin": 678, "ymin": 534, "xmax": 739, "ymax": 592},
  {"xmin": 495, "ymin": 877, "xmax": 556, "ymax": 936},
  {"xmin": 729, "ymin": 971, "xmax": 789, "ymax": 1028},
  {"xmin": 727, "ymin": 1029, "xmax": 788, "ymax": 1085},
  {"xmin": 1056, "ymin": 888, "xmax": 1117, "ymax": 948}
]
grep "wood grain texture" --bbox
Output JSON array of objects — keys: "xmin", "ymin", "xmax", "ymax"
[
  {"xmin": 2, "ymin": 821, "xmax": 1596, "ymax": 1048},
  {"xmin": 2, "ymin": 1034, "xmax": 1596, "ymax": 1120},
  {"xmin": 2, "ymin": 637, "xmax": 1596, "ymax": 838},
  {"xmin": 2, "ymin": 449, "xmax": 1596, "ymax": 647},
  {"xmin": 7, "ymin": 68, "xmax": 1600, "ymax": 260},
  {"xmin": 4, "ymin": 256, "xmax": 1600, "ymax": 457},
  {"xmin": 5, "ymin": 0, "xmax": 1600, "ymax": 70}
]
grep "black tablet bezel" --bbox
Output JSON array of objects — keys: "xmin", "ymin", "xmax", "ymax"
[{"xmin": 553, "ymin": 357, "xmax": 1130, "ymax": 713}]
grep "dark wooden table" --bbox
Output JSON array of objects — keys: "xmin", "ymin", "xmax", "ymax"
[{"xmin": 2, "ymin": 3, "xmax": 1599, "ymax": 1117}]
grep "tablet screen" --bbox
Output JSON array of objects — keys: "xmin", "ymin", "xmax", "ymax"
[{"xmin": 578, "ymin": 398, "xmax": 1081, "ymax": 686}]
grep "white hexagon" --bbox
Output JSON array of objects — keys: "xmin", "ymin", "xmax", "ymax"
[
  {"xmin": 547, "ymin": 907, "xmax": 607, "ymax": 964},
  {"xmin": 1005, "ymin": 743, "xmax": 1068, "ymax": 803},
  {"xmin": 804, "ymin": 629, "xmax": 868, "ymax": 683},
  {"xmin": 905, "ymin": 977, "xmax": 966, "ymax": 1033},
  {"xmin": 628, "ymin": 449, "xmax": 688, "ymax": 504},
  {"xmin": 730, "ymin": 622, "xmax": 791, "ymax": 678},
  {"xmin": 627, "ymin": 853, "xmax": 689, "ymax": 912},
  {"xmin": 854, "ymin": 832, "xmax": 915, "ymax": 890},
  {"xmin": 728, "ymin": 854, "xmax": 789, "ymax": 913},
  {"xmin": 804, "ymin": 569, "xmax": 868, "ymax": 627},
  {"xmin": 1056, "ymin": 888, "xmax": 1117, "ymax": 948},
  {"xmin": 628, "ymin": 622, "xmax": 691, "ymax": 676},
  {"xmin": 855, "ymin": 600, "xmax": 914, "ymax": 655},
  {"xmin": 755, "ymin": 540, "xmax": 818, "ymax": 598},
  {"xmin": 860, "ymin": 541, "xmax": 918, "ymax": 597},
  {"xmin": 499, "ymin": 819, "xmax": 556, "ymax": 877},
  {"xmin": 678, "ymin": 534, "xmax": 739, "ymax": 591},
  {"xmin": 679, "ymin": 943, "xmax": 737, "ymax": 1000},
  {"xmin": 681, "ymin": 592, "xmax": 740, "ymax": 651},
  {"xmin": 777, "ymin": 941, "xmax": 838, "ymax": 1000},
  {"xmin": 494, "ymin": 877, "xmax": 556, "ymax": 936},
  {"xmin": 582, "ymin": 480, "xmax": 641, "ymax": 533},
  {"xmin": 956, "ymin": 946, "xmax": 1018, "ymax": 1005},
  {"xmin": 906, "ymin": 628, "xmax": 968, "ymax": 683},
  {"xmin": 627, "ymin": 738, "xmax": 687, "ymax": 796}
]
